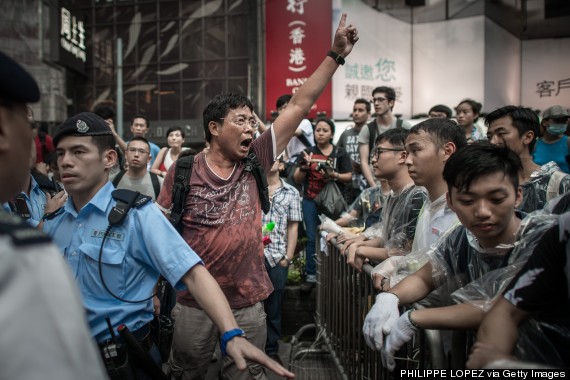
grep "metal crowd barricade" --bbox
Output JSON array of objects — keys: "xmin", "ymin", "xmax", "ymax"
[{"xmin": 290, "ymin": 236, "xmax": 447, "ymax": 379}]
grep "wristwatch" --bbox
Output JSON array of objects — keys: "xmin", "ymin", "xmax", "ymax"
[
  {"xmin": 327, "ymin": 50, "xmax": 345, "ymax": 65},
  {"xmin": 281, "ymin": 256, "xmax": 293, "ymax": 266}
]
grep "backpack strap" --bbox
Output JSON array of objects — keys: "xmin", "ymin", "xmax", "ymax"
[
  {"xmin": 367, "ymin": 121, "xmax": 377, "ymax": 158},
  {"xmin": 111, "ymin": 170, "xmax": 126, "ymax": 188},
  {"xmin": 149, "ymin": 172, "xmax": 161, "ymax": 199},
  {"xmin": 244, "ymin": 150, "xmax": 270, "ymax": 214},
  {"xmin": 396, "ymin": 118, "xmax": 403, "ymax": 128},
  {"xmin": 296, "ymin": 133, "xmax": 313, "ymax": 148},
  {"xmin": 169, "ymin": 155, "xmax": 195, "ymax": 230}
]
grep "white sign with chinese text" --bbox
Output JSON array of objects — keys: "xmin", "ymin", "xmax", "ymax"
[{"xmin": 522, "ymin": 38, "xmax": 570, "ymax": 112}]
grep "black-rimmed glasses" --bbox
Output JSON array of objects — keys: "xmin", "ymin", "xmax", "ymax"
[
  {"xmin": 371, "ymin": 97, "xmax": 388, "ymax": 103},
  {"xmin": 373, "ymin": 147, "xmax": 405, "ymax": 157}
]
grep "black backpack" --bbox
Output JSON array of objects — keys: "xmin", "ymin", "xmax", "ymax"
[
  {"xmin": 112, "ymin": 170, "xmax": 161, "ymax": 199},
  {"xmin": 169, "ymin": 150, "xmax": 270, "ymax": 231},
  {"xmin": 367, "ymin": 118, "xmax": 404, "ymax": 155}
]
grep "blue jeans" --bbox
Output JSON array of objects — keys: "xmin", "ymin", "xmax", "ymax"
[
  {"xmin": 263, "ymin": 259, "xmax": 288, "ymax": 356},
  {"xmin": 302, "ymin": 198, "xmax": 320, "ymax": 281}
]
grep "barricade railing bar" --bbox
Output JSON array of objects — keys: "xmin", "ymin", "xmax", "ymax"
[{"xmin": 295, "ymin": 236, "xmax": 447, "ymax": 379}]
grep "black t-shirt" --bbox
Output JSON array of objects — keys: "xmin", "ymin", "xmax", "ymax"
[{"xmin": 504, "ymin": 225, "xmax": 570, "ymax": 367}]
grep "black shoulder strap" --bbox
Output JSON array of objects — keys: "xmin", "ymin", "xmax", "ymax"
[
  {"xmin": 244, "ymin": 150, "xmax": 270, "ymax": 214},
  {"xmin": 170, "ymin": 155, "xmax": 195, "ymax": 230},
  {"xmin": 367, "ymin": 121, "xmax": 377, "ymax": 155},
  {"xmin": 112, "ymin": 170, "xmax": 126, "ymax": 187},
  {"xmin": 396, "ymin": 118, "xmax": 403, "ymax": 129},
  {"xmin": 109, "ymin": 189, "xmax": 152, "ymax": 227},
  {"xmin": 149, "ymin": 172, "xmax": 161, "ymax": 199},
  {"xmin": 296, "ymin": 132, "xmax": 313, "ymax": 148}
]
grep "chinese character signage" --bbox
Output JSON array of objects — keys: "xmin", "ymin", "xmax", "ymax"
[
  {"xmin": 51, "ymin": 1, "xmax": 87, "ymax": 74},
  {"xmin": 521, "ymin": 39, "xmax": 570, "ymax": 111},
  {"xmin": 265, "ymin": 0, "xmax": 332, "ymax": 119}
]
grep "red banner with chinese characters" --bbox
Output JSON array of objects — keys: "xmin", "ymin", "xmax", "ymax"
[{"xmin": 265, "ymin": 0, "xmax": 333, "ymax": 120}]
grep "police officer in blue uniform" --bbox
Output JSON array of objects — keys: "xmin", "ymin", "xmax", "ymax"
[
  {"xmin": 0, "ymin": 50, "xmax": 107, "ymax": 379},
  {"xmin": 42, "ymin": 112, "xmax": 294, "ymax": 379}
]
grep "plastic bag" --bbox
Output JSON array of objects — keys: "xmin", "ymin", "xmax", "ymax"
[{"xmin": 314, "ymin": 180, "xmax": 347, "ymax": 219}]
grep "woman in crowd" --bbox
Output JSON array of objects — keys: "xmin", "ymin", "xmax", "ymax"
[
  {"xmin": 151, "ymin": 126, "xmax": 188, "ymax": 177},
  {"xmin": 293, "ymin": 117, "xmax": 352, "ymax": 292},
  {"xmin": 455, "ymin": 98, "xmax": 485, "ymax": 143}
]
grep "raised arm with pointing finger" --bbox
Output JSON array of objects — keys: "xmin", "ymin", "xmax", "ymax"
[
  {"xmin": 154, "ymin": 13, "xmax": 359, "ymax": 380},
  {"xmin": 272, "ymin": 13, "xmax": 359, "ymax": 156}
]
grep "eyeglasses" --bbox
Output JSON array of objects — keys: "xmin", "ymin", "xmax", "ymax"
[
  {"xmin": 220, "ymin": 116, "xmax": 259, "ymax": 129},
  {"xmin": 127, "ymin": 147, "xmax": 149, "ymax": 155},
  {"xmin": 373, "ymin": 147, "xmax": 405, "ymax": 157},
  {"xmin": 372, "ymin": 97, "xmax": 388, "ymax": 104}
]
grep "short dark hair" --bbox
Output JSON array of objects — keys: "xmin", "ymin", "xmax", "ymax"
[
  {"xmin": 354, "ymin": 98, "xmax": 371, "ymax": 113},
  {"xmin": 484, "ymin": 106, "xmax": 539, "ymax": 153},
  {"xmin": 276, "ymin": 94, "xmax": 292, "ymax": 109},
  {"xmin": 92, "ymin": 103, "xmax": 116, "ymax": 121},
  {"xmin": 372, "ymin": 86, "xmax": 396, "ymax": 102},
  {"xmin": 375, "ymin": 127, "xmax": 409, "ymax": 148},
  {"xmin": 443, "ymin": 142, "xmax": 521, "ymax": 196},
  {"xmin": 91, "ymin": 135, "xmax": 118, "ymax": 154},
  {"xmin": 128, "ymin": 136, "xmax": 151, "ymax": 151},
  {"xmin": 409, "ymin": 118, "xmax": 467, "ymax": 151},
  {"xmin": 429, "ymin": 104, "xmax": 453, "ymax": 118},
  {"xmin": 203, "ymin": 93, "xmax": 254, "ymax": 143},
  {"xmin": 456, "ymin": 99, "xmax": 482, "ymax": 122},
  {"xmin": 131, "ymin": 114, "xmax": 150, "ymax": 129},
  {"xmin": 166, "ymin": 125, "xmax": 185, "ymax": 139}
]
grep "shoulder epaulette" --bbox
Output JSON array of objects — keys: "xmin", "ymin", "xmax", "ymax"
[
  {"xmin": 112, "ymin": 189, "xmax": 152, "ymax": 208},
  {"xmin": 0, "ymin": 211, "xmax": 51, "ymax": 246}
]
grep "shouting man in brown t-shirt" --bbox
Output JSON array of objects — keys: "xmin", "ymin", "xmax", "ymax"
[{"xmin": 157, "ymin": 13, "xmax": 359, "ymax": 380}]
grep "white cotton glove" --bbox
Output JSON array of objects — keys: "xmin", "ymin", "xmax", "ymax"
[
  {"xmin": 362, "ymin": 292, "xmax": 400, "ymax": 351},
  {"xmin": 381, "ymin": 310, "xmax": 418, "ymax": 371}
]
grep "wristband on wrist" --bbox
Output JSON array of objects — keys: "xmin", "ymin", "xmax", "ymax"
[
  {"xmin": 220, "ymin": 328, "xmax": 246, "ymax": 357},
  {"xmin": 41, "ymin": 207, "xmax": 63, "ymax": 222},
  {"xmin": 407, "ymin": 310, "xmax": 420, "ymax": 329},
  {"xmin": 327, "ymin": 50, "xmax": 345, "ymax": 65}
]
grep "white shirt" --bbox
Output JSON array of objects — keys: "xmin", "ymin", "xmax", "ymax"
[
  {"xmin": 285, "ymin": 119, "xmax": 314, "ymax": 163},
  {"xmin": 412, "ymin": 193, "xmax": 459, "ymax": 252}
]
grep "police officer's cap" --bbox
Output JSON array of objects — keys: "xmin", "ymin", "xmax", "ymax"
[
  {"xmin": 53, "ymin": 112, "xmax": 113, "ymax": 146},
  {"xmin": 0, "ymin": 50, "xmax": 40, "ymax": 103}
]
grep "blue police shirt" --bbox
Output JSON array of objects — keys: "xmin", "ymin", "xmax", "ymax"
[
  {"xmin": 44, "ymin": 181, "xmax": 202, "ymax": 343},
  {"xmin": 2, "ymin": 176, "xmax": 46, "ymax": 227},
  {"xmin": 23, "ymin": 175, "xmax": 47, "ymax": 227}
]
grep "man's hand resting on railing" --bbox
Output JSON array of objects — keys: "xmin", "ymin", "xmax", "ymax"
[
  {"xmin": 340, "ymin": 235, "xmax": 365, "ymax": 255},
  {"xmin": 382, "ymin": 310, "xmax": 418, "ymax": 371},
  {"xmin": 346, "ymin": 243, "xmax": 365, "ymax": 271},
  {"xmin": 362, "ymin": 292, "xmax": 400, "ymax": 351}
]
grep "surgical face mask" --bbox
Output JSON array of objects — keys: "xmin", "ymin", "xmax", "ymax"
[{"xmin": 547, "ymin": 124, "xmax": 567, "ymax": 135}]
